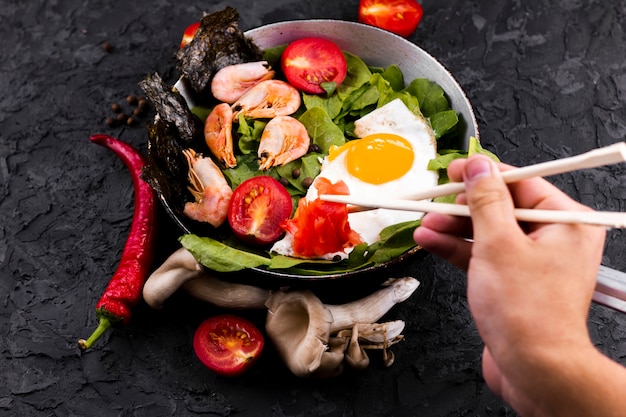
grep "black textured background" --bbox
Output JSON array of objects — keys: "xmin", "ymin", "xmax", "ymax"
[{"xmin": 3, "ymin": 1, "xmax": 626, "ymax": 416}]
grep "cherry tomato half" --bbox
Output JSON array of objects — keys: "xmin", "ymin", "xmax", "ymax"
[
  {"xmin": 193, "ymin": 315, "xmax": 264, "ymax": 377},
  {"xmin": 358, "ymin": 0, "xmax": 424, "ymax": 38},
  {"xmin": 227, "ymin": 176, "xmax": 293, "ymax": 246},
  {"xmin": 281, "ymin": 37, "xmax": 347, "ymax": 95},
  {"xmin": 180, "ymin": 21, "xmax": 200, "ymax": 48}
]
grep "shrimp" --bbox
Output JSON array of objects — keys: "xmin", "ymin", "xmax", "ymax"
[
  {"xmin": 211, "ymin": 61, "xmax": 275, "ymax": 103},
  {"xmin": 258, "ymin": 115, "xmax": 311, "ymax": 170},
  {"xmin": 232, "ymin": 79, "xmax": 301, "ymax": 120},
  {"xmin": 204, "ymin": 103, "xmax": 237, "ymax": 168},
  {"xmin": 182, "ymin": 149, "xmax": 233, "ymax": 228}
]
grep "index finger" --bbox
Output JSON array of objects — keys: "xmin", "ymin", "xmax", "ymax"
[{"xmin": 450, "ymin": 158, "xmax": 587, "ymax": 212}]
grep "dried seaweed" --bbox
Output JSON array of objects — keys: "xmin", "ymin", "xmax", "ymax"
[
  {"xmin": 138, "ymin": 72, "xmax": 204, "ymax": 147},
  {"xmin": 141, "ymin": 117, "xmax": 189, "ymax": 211},
  {"xmin": 175, "ymin": 6, "xmax": 263, "ymax": 101},
  {"xmin": 138, "ymin": 71, "xmax": 205, "ymax": 224}
]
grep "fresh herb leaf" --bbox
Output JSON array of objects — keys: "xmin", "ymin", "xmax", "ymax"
[
  {"xmin": 429, "ymin": 110, "xmax": 460, "ymax": 139},
  {"xmin": 298, "ymin": 107, "xmax": 347, "ymax": 153},
  {"xmin": 403, "ymin": 78, "xmax": 450, "ymax": 117}
]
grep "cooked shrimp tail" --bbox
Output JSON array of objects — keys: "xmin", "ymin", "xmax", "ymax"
[
  {"xmin": 258, "ymin": 115, "xmax": 311, "ymax": 170},
  {"xmin": 183, "ymin": 149, "xmax": 233, "ymax": 227},
  {"xmin": 232, "ymin": 79, "xmax": 301, "ymax": 120},
  {"xmin": 204, "ymin": 103, "xmax": 237, "ymax": 168},
  {"xmin": 211, "ymin": 61, "xmax": 275, "ymax": 103}
]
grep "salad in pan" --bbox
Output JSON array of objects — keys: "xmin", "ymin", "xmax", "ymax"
[{"xmin": 140, "ymin": 7, "xmax": 494, "ymax": 277}]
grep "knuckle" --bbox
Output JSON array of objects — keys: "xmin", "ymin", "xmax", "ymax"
[{"xmin": 468, "ymin": 186, "xmax": 508, "ymax": 210}]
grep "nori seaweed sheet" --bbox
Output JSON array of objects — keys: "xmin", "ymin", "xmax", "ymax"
[
  {"xmin": 138, "ymin": 72, "xmax": 205, "ymax": 225},
  {"xmin": 138, "ymin": 72, "xmax": 204, "ymax": 146},
  {"xmin": 175, "ymin": 7, "xmax": 264, "ymax": 101}
]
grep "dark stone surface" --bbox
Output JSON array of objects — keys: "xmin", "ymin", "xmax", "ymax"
[{"xmin": 2, "ymin": 0, "xmax": 626, "ymax": 416}]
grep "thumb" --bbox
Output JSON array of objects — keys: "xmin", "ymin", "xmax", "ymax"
[{"xmin": 463, "ymin": 155, "xmax": 518, "ymax": 238}]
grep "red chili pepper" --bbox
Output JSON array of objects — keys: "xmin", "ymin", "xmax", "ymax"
[{"xmin": 78, "ymin": 134, "xmax": 157, "ymax": 350}]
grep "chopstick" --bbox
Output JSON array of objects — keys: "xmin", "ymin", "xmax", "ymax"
[
  {"xmin": 398, "ymin": 142, "xmax": 626, "ymax": 201},
  {"xmin": 318, "ymin": 195, "xmax": 626, "ymax": 229},
  {"xmin": 318, "ymin": 142, "xmax": 626, "ymax": 228}
]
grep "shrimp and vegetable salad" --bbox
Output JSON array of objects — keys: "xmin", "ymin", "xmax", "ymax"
[{"xmin": 140, "ymin": 7, "xmax": 493, "ymax": 276}]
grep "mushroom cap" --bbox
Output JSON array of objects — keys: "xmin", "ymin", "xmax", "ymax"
[{"xmin": 265, "ymin": 290, "xmax": 344, "ymax": 378}]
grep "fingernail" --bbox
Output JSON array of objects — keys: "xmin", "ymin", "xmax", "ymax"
[{"xmin": 465, "ymin": 156, "xmax": 493, "ymax": 182}]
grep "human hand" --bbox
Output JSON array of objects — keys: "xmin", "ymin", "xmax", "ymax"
[{"xmin": 413, "ymin": 154, "xmax": 608, "ymax": 415}]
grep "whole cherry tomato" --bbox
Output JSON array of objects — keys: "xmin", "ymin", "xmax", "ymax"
[
  {"xmin": 180, "ymin": 21, "xmax": 200, "ymax": 48},
  {"xmin": 193, "ymin": 315, "xmax": 264, "ymax": 377},
  {"xmin": 358, "ymin": 0, "xmax": 424, "ymax": 38},
  {"xmin": 280, "ymin": 37, "xmax": 347, "ymax": 95},
  {"xmin": 227, "ymin": 176, "xmax": 293, "ymax": 246}
]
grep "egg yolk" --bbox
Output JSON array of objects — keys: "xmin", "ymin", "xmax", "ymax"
[{"xmin": 328, "ymin": 133, "xmax": 414, "ymax": 184}]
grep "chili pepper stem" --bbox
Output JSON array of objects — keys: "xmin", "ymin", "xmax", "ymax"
[{"xmin": 78, "ymin": 316, "xmax": 112, "ymax": 350}]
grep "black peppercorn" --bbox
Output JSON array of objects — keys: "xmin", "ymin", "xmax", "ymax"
[
  {"xmin": 302, "ymin": 177, "xmax": 313, "ymax": 188},
  {"xmin": 102, "ymin": 41, "xmax": 113, "ymax": 53}
]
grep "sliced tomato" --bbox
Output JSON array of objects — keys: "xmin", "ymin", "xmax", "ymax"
[
  {"xmin": 193, "ymin": 315, "xmax": 264, "ymax": 377},
  {"xmin": 282, "ymin": 178, "xmax": 362, "ymax": 258},
  {"xmin": 228, "ymin": 176, "xmax": 293, "ymax": 246},
  {"xmin": 358, "ymin": 0, "xmax": 424, "ymax": 38},
  {"xmin": 280, "ymin": 37, "xmax": 347, "ymax": 95},
  {"xmin": 180, "ymin": 21, "xmax": 200, "ymax": 48}
]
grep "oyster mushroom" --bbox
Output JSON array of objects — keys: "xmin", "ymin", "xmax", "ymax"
[
  {"xmin": 143, "ymin": 247, "xmax": 271, "ymax": 309},
  {"xmin": 265, "ymin": 277, "xmax": 420, "ymax": 378},
  {"xmin": 264, "ymin": 290, "xmax": 344, "ymax": 378},
  {"xmin": 337, "ymin": 320, "xmax": 406, "ymax": 369}
]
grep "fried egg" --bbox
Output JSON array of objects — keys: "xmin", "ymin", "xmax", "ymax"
[{"xmin": 271, "ymin": 98, "xmax": 438, "ymax": 258}]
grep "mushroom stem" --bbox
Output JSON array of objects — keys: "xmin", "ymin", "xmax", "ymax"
[
  {"xmin": 326, "ymin": 277, "xmax": 419, "ymax": 333},
  {"xmin": 143, "ymin": 247, "xmax": 271, "ymax": 309},
  {"xmin": 143, "ymin": 248, "xmax": 204, "ymax": 309},
  {"xmin": 183, "ymin": 276, "xmax": 270, "ymax": 309}
]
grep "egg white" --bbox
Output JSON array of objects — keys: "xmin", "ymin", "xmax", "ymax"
[{"xmin": 271, "ymin": 98, "xmax": 438, "ymax": 259}]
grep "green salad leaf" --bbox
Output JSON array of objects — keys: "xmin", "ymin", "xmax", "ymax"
[
  {"xmin": 180, "ymin": 234, "xmax": 271, "ymax": 272},
  {"xmin": 427, "ymin": 136, "xmax": 499, "ymax": 203}
]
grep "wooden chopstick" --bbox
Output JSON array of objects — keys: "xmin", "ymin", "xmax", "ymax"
[
  {"xmin": 399, "ymin": 142, "xmax": 626, "ymax": 201},
  {"xmin": 318, "ymin": 142, "xmax": 626, "ymax": 228},
  {"xmin": 319, "ymin": 195, "xmax": 626, "ymax": 229}
]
